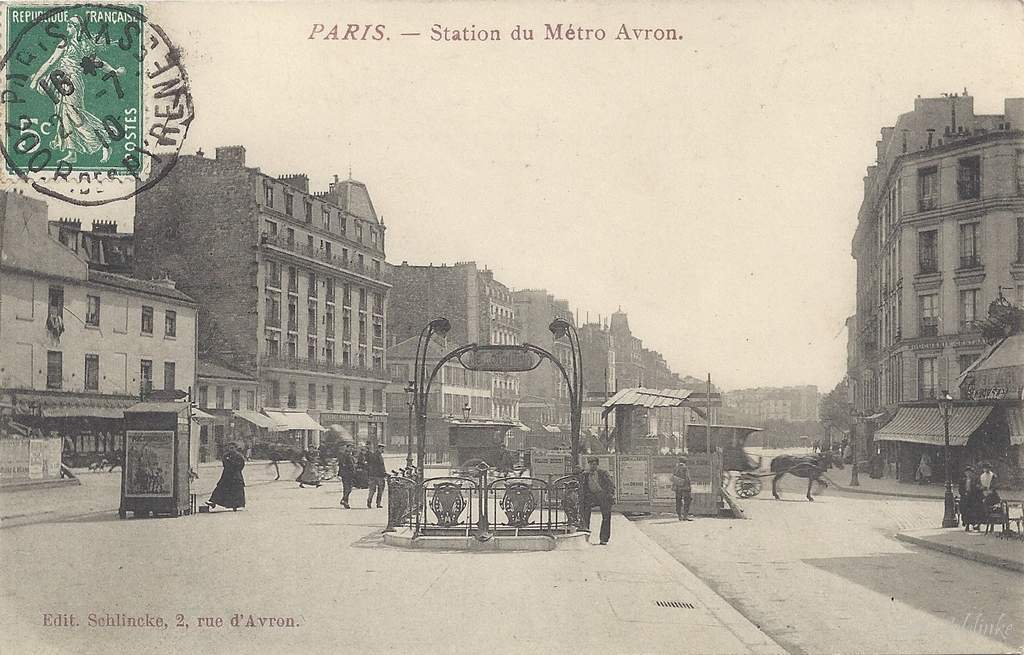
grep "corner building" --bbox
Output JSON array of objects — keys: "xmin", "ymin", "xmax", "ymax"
[
  {"xmin": 134, "ymin": 146, "xmax": 391, "ymax": 448},
  {"xmin": 850, "ymin": 95, "xmax": 1024, "ymax": 478}
]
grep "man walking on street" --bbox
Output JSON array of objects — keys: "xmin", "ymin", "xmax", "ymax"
[
  {"xmin": 580, "ymin": 456, "xmax": 615, "ymax": 545},
  {"xmin": 338, "ymin": 443, "xmax": 356, "ymax": 508},
  {"xmin": 366, "ymin": 443, "xmax": 387, "ymax": 508},
  {"xmin": 672, "ymin": 456, "xmax": 693, "ymax": 521}
]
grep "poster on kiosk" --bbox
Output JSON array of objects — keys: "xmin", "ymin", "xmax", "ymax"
[{"xmin": 119, "ymin": 402, "xmax": 200, "ymax": 518}]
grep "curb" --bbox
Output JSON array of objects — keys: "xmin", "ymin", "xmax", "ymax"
[
  {"xmin": 619, "ymin": 516, "xmax": 788, "ymax": 655},
  {"xmin": 895, "ymin": 532, "xmax": 1024, "ymax": 573},
  {"xmin": 0, "ymin": 478, "xmax": 81, "ymax": 492}
]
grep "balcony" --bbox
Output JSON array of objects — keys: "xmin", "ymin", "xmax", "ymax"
[
  {"xmin": 919, "ymin": 318, "xmax": 939, "ymax": 338},
  {"xmin": 260, "ymin": 354, "xmax": 389, "ymax": 381},
  {"xmin": 918, "ymin": 195, "xmax": 938, "ymax": 212},
  {"xmin": 958, "ymin": 255, "xmax": 982, "ymax": 271},
  {"xmin": 957, "ymin": 177, "xmax": 980, "ymax": 201},
  {"xmin": 260, "ymin": 234, "xmax": 391, "ymax": 284}
]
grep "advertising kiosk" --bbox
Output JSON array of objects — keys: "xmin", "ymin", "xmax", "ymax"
[{"xmin": 119, "ymin": 402, "xmax": 199, "ymax": 518}]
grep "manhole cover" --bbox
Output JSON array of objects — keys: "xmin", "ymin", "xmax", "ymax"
[{"xmin": 655, "ymin": 601, "xmax": 695, "ymax": 609}]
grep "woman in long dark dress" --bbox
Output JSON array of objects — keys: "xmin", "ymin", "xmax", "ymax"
[
  {"xmin": 207, "ymin": 442, "xmax": 246, "ymax": 511},
  {"xmin": 296, "ymin": 450, "xmax": 321, "ymax": 488},
  {"xmin": 958, "ymin": 465, "xmax": 983, "ymax": 531}
]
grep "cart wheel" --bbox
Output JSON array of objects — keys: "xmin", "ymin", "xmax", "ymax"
[
  {"xmin": 118, "ymin": 510, "xmax": 127, "ymax": 519},
  {"xmin": 735, "ymin": 476, "xmax": 762, "ymax": 499}
]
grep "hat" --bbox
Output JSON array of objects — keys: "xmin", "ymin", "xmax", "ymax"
[
  {"xmin": 981, "ymin": 461, "xmax": 992, "ymax": 469},
  {"xmin": 964, "ymin": 465, "xmax": 975, "ymax": 472}
]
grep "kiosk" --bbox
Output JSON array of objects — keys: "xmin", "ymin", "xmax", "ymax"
[{"xmin": 119, "ymin": 402, "xmax": 203, "ymax": 518}]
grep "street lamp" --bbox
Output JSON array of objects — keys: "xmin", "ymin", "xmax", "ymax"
[
  {"xmin": 938, "ymin": 390, "xmax": 958, "ymax": 528},
  {"xmin": 404, "ymin": 380, "xmax": 416, "ymax": 468},
  {"xmin": 549, "ymin": 317, "xmax": 583, "ymax": 464}
]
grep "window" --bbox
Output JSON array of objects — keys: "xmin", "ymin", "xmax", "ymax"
[
  {"xmin": 357, "ymin": 253, "xmax": 365, "ymax": 271},
  {"xmin": 47, "ymin": 351, "xmax": 62, "ymax": 389},
  {"xmin": 358, "ymin": 346, "xmax": 367, "ymax": 369},
  {"xmin": 919, "ymin": 294, "xmax": 939, "ymax": 337},
  {"xmin": 918, "ymin": 230, "xmax": 938, "ymax": 274},
  {"xmin": 956, "ymin": 156, "xmax": 980, "ymax": 200},
  {"xmin": 370, "ymin": 229, "xmax": 378, "ymax": 247},
  {"xmin": 359, "ymin": 387, "xmax": 367, "ymax": 412},
  {"xmin": 325, "ymin": 341, "xmax": 334, "ymax": 363},
  {"xmin": 84, "ymin": 354, "xmax": 99, "ymax": 391},
  {"xmin": 917, "ymin": 357, "xmax": 937, "ymax": 399},
  {"xmin": 958, "ymin": 222, "xmax": 980, "ymax": 269},
  {"xmin": 265, "ymin": 292, "xmax": 281, "ymax": 328},
  {"xmin": 265, "ymin": 220, "xmax": 278, "ymax": 238},
  {"xmin": 140, "ymin": 359, "xmax": 153, "ymax": 393},
  {"xmin": 287, "ymin": 334, "xmax": 297, "ymax": 358},
  {"xmin": 326, "ymin": 307, "xmax": 335, "ymax": 335},
  {"xmin": 165, "ymin": 310, "xmax": 176, "ymax": 337},
  {"xmin": 307, "ymin": 301, "xmax": 317, "ymax": 335},
  {"xmin": 267, "ymin": 261, "xmax": 281, "ymax": 288},
  {"xmin": 264, "ymin": 183, "xmax": 274, "ymax": 207},
  {"xmin": 373, "ymin": 260, "xmax": 381, "ymax": 276},
  {"xmin": 343, "ymin": 284, "xmax": 352, "ymax": 307},
  {"xmin": 322, "ymin": 208, "xmax": 331, "ymax": 230},
  {"xmin": 306, "ymin": 235, "xmax": 315, "ymax": 253},
  {"xmin": 140, "ymin": 306, "xmax": 154, "ymax": 334},
  {"xmin": 359, "ymin": 315, "xmax": 367, "ymax": 343},
  {"xmin": 284, "ymin": 193, "xmax": 294, "ymax": 216},
  {"xmin": 355, "ymin": 222, "xmax": 363, "ymax": 241},
  {"xmin": 307, "ymin": 337, "xmax": 317, "ymax": 359},
  {"xmin": 373, "ymin": 292, "xmax": 383, "ymax": 315},
  {"xmin": 958, "ymin": 353, "xmax": 979, "ymax": 377},
  {"xmin": 85, "ymin": 295, "xmax": 100, "ymax": 327},
  {"xmin": 265, "ymin": 330, "xmax": 280, "ymax": 357},
  {"xmin": 373, "ymin": 352, "xmax": 383, "ymax": 372},
  {"xmin": 960, "ymin": 289, "xmax": 979, "ymax": 331},
  {"xmin": 340, "ymin": 216, "xmax": 347, "ymax": 235},
  {"xmin": 373, "ymin": 389, "xmax": 383, "ymax": 412},
  {"xmin": 326, "ymin": 278, "xmax": 335, "ymax": 303},
  {"xmin": 359, "ymin": 288, "xmax": 367, "ymax": 310},
  {"xmin": 342, "ymin": 343, "xmax": 351, "ymax": 367},
  {"xmin": 48, "ymin": 285, "xmax": 64, "ymax": 319},
  {"xmin": 164, "ymin": 362, "xmax": 176, "ymax": 391},
  {"xmin": 288, "ymin": 382, "xmax": 297, "ymax": 408},
  {"xmin": 326, "ymin": 385, "xmax": 335, "ymax": 410},
  {"xmin": 286, "ymin": 227, "xmax": 295, "ymax": 247},
  {"xmin": 343, "ymin": 386, "xmax": 351, "ymax": 411},
  {"xmin": 267, "ymin": 379, "xmax": 280, "ymax": 407},
  {"xmin": 231, "ymin": 388, "xmax": 240, "ymax": 410},
  {"xmin": 246, "ymin": 390, "xmax": 256, "ymax": 410},
  {"xmin": 308, "ymin": 383, "xmax": 317, "ymax": 409},
  {"xmin": 287, "ymin": 298, "xmax": 297, "ymax": 331},
  {"xmin": 918, "ymin": 166, "xmax": 938, "ymax": 211},
  {"xmin": 199, "ymin": 386, "xmax": 209, "ymax": 408},
  {"xmin": 288, "ymin": 266, "xmax": 298, "ymax": 294},
  {"xmin": 304, "ymin": 200, "xmax": 313, "ymax": 223},
  {"xmin": 308, "ymin": 272, "xmax": 317, "ymax": 297}
]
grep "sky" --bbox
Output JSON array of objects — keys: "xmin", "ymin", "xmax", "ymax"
[{"xmin": 20, "ymin": 0, "xmax": 1024, "ymax": 392}]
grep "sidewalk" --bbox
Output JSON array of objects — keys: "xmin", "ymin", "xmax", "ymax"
[
  {"xmin": 826, "ymin": 473, "xmax": 1024, "ymax": 502},
  {"xmin": 896, "ymin": 528, "xmax": 1024, "ymax": 573}
]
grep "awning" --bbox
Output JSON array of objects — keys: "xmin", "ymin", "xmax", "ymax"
[
  {"xmin": 1008, "ymin": 408, "xmax": 1024, "ymax": 446},
  {"xmin": 191, "ymin": 409, "xmax": 217, "ymax": 425},
  {"xmin": 542, "ymin": 425, "xmax": 561, "ymax": 433},
  {"xmin": 873, "ymin": 405, "xmax": 992, "ymax": 446},
  {"xmin": 264, "ymin": 411, "xmax": 325, "ymax": 432},
  {"xmin": 515, "ymin": 422, "xmax": 531, "ymax": 432},
  {"xmin": 234, "ymin": 410, "xmax": 278, "ymax": 430}
]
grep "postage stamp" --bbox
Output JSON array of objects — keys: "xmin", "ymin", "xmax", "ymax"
[{"xmin": 1, "ymin": 3, "xmax": 194, "ymax": 205}]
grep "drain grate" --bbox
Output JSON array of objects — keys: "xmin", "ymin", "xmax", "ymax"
[{"xmin": 655, "ymin": 600, "xmax": 695, "ymax": 610}]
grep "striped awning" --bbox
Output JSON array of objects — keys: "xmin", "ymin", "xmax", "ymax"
[
  {"xmin": 234, "ymin": 410, "xmax": 278, "ymax": 430},
  {"xmin": 874, "ymin": 405, "xmax": 992, "ymax": 446},
  {"xmin": 1008, "ymin": 408, "xmax": 1024, "ymax": 446}
]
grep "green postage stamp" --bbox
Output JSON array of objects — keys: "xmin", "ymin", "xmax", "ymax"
[{"xmin": 1, "ymin": 3, "xmax": 193, "ymax": 205}]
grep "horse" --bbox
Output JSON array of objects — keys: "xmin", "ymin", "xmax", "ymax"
[{"xmin": 770, "ymin": 450, "xmax": 839, "ymax": 501}]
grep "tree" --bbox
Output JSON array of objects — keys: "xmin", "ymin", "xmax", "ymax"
[{"xmin": 819, "ymin": 380, "xmax": 852, "ymax": 433}]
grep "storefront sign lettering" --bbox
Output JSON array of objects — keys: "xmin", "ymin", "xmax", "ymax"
[{"xmin": 460, "ymin": 346, "xmax": 541, "ymax": 372}]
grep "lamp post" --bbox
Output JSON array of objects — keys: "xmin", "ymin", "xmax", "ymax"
[
  {"xmin": 404, "ymin": 381, "xmax": 416, "ymax": 469},
  {"xmin": 849, "ymin": 415, "xmax": 860, "ymax": 487},
  {"xmin": 549, "ymin": 317, "xmax": 583, "ymax": 465},
  {"xmin": 938, "ymin": 390, "xmax": 958, "ymax": 528},
  {"xmin": 413, "ymin": 318, "xmax": 451, "ymax": 481}
]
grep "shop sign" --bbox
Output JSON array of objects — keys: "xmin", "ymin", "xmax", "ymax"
[
  {"xmin": 460, "ymin": 346, "xmax": 541, "ymax": 372},
  {"xmin": 910, "ymin": 336, "xmax": 987, "ymax": 351},
  {"xmin": 961, "ymin": 366, "xmax": 1023, "ymax": 401}
]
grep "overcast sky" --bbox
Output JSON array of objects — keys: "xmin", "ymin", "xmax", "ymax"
[{"xmin": 39, "ymin": 0, "xmax": 1023, "ymax": 391}]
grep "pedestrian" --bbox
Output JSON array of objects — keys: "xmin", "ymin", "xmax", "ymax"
[
  {"xmin": 916, "ymin": 452, "xmax": 933, "ymax": 484},
  {"xmin": 672, "ymin": 456, "xmax": 693, "ymax": 521},
  {"xmin": 366, "ymin": 443, "xmax": 387, "ymax": 508},
  {"xmin": 206, "ymin": 442, "xmax": 246, "ymax": 511},
  {"xmin": 579, "ymin": 456, "xmax": 615, "ymax": 545},
  {"xmin": 979, "ymin": 461, "xmax": 997, "ymax": 492},
  {"xmin": 108, "ymin": 447, "xmax": 124, "ymax": 472},
  {"xmin": 958, "ymin": 465, "xmax": 983, "ymax": 531},
  {"xmin": 337, "ymin": 443, "xmax": 356, "ymax": 508},
  {"xmin": 296, "ymin": 450, "xmax": 320, "ymax": 488}
]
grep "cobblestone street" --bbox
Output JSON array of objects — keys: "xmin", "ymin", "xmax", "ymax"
[{"xmin": 636, "ymin": 476, "xmax": 1022, "ymax": 654}]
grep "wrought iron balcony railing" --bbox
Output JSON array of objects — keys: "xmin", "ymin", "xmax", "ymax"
[
  {"xmin": 260, "ymin": 354, "xmax": 389, "ymax": 380},
  {"xmin": 260, "ymin": 234, "xmax": 392, "ymax": 283}
]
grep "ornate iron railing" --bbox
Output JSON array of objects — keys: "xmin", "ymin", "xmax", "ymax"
[{"xmin": 387, "ymin": 466, "xmax": 583, "ymax": 539}]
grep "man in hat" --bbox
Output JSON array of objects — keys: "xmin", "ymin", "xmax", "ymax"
[
  {"xmin": 672, "ymin": 456, "xmax": 693, "ymax": 521},
  {"xmin": 366, "ymin": 443, "xmax": 388, "ymax": 508},
  {"xmin": 579, "ymin": 456, "xmax": 615, "ymax": 545},
  {"xmin": 337, "ymin": 442, "xmax": 356, "ymax": 509}
]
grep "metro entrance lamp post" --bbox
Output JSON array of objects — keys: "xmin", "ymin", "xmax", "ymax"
[
  {"xmin": 939, "ymin": 390, "xmax": 958, "ymax": 528},
  {"xmin": 548, "ymin": 317, "xmax": 583, "ymax": 465},
  {"xmin": 404, "ymin": 381, "xmax": 416, "ymax": 469},
  {"xmin": 413, "ymin": 318, "xmax": 451, "ymax": 481}
]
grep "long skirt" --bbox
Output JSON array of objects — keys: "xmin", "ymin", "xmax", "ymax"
[
  {"xmin": 210, "ymin": 476, "xmax": 245, "ymax": 509},
  {"xmin": 296, "ymin": 462, "xmax": 320, "ymax": 485}
]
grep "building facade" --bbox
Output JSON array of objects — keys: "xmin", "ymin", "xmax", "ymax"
[
  {"xmin": 723, "ymin": 386, "xmax": 821, "ymax": 423},
  {"xmin": 578, "ymin": 321, "xmax": 616, "ymax": 398},
  {"xmin": 195, "ymin": 360, "xmax": 260, "ymax": 462},
  {"xmin": 134, "ymin": 146, "xmax": 391, "ymax": 448},
  {"xmin": 389, "ymin": 261, "xmax": 521, "ymax": 420},
  {"xmin": 850, "ymin": 96, "xmax": 1024, "ymax": 412},
  {"xmin": 49, "ymin": 219, "xmax": 133, "ymax": 274},
  {"xmin": 0, "ymin": 192, "xmax": 197, "ymax": 465},
  {"xmin": 513, "ymin": 289, "xmax": 573, "ymax": 426},
  {"xmin": 609, "ymin": 309, "xmax": 644, "ymax": 389}
]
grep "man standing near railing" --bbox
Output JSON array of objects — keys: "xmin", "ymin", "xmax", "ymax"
[
  {"xmin": 580, "ymin": 457, "xmax": 615, "ymax": 545},
  {"xmin": 366, "ymin": 443, "xmax": 387, "ymax": 508}
]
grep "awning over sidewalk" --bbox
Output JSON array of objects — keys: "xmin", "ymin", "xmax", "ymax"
[
  {"xmin": 874, "ymin": 406, "xmax": 992, "ymax": 447},
  {"xmin": 264, "ymin": 411, "xmax": 325, "ymax": 432},
  {"xmin": 1008, "ymin": 408, "xmax": 1024, "ymax": 446},
  {"xmin": 191, "ymin": 409, "xmax": 217, "ymax": 425},
  {"xmin": 234, "ymin": 410, "xmax": 278, "ymax": 430}
]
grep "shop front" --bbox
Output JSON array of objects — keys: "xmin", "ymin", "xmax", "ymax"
[{"xmin": 263, "ymin": 410, "xmax": 325, "ymax": 451}]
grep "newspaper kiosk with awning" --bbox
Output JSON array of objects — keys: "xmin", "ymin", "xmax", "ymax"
[{"xmin": 119, "ymin": 402, "xmax": 203, "ymax": 518}]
